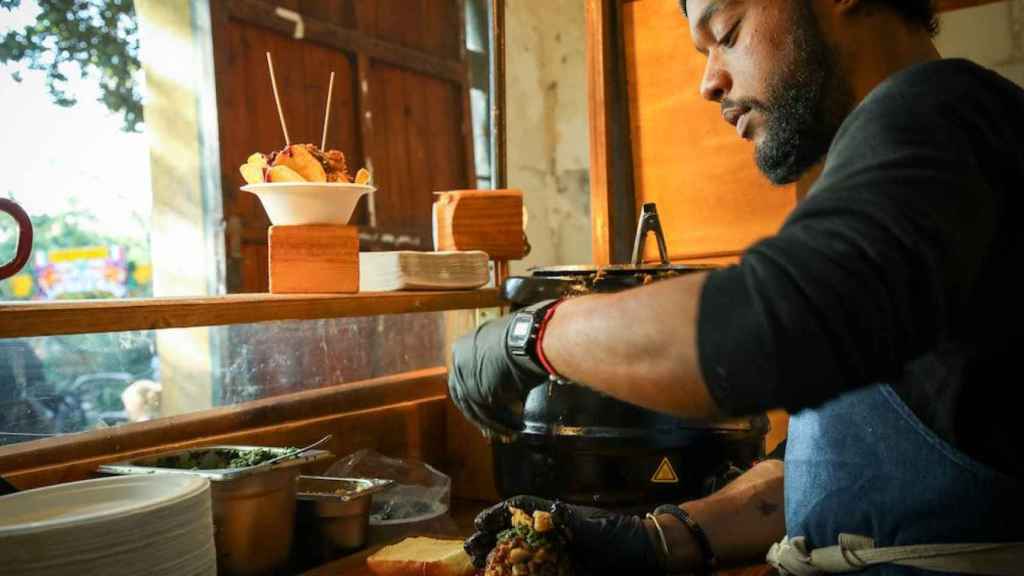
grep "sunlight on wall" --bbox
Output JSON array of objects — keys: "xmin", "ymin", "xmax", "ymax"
[
  {"xmin": 936, "ymin": 0, "xmax": 1024, "ymax": 86},
  {"xmin": 135, "ymin": 0, "xmax": 218, "ymax": 416},
  {"xmin": 507, "ymin": 0, "xmax": 593, "ymax": 272}
]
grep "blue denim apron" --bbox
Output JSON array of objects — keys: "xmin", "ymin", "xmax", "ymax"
[{"xmin": 785, "ymin": 384, "xmax": 1022, "ymax": 575}]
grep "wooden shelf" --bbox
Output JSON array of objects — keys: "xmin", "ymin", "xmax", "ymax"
[{"xmin": 0, "ymin": 289, "xmax": 502, "ymax": 338}]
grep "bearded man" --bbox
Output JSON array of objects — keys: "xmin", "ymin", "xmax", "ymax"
[{"xmin": 450, "ymin": 1, "xmax": 1024, "ymax": 574}]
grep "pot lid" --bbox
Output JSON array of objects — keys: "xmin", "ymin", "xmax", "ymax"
[{"xmin": 528, "ymin": 263, "xmax": 714, "ymax": 277}]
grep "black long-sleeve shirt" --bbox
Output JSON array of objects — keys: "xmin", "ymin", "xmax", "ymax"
[{"xmin": 697, "ymin": 59, "xmax": 1024, "ymax": 478}]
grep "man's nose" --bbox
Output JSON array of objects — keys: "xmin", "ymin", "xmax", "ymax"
[{"xmin": 699, "ymin": 53, "xmax": 731, "ymax": 102}]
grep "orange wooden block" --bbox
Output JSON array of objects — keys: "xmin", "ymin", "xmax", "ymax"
[
  {"xmin": 269, "ymin": 225, "xmax": 359, "ymax": 294},
  {"xmin": 433, "ymin": 189, "xmax": 526, "ymax": 260}
]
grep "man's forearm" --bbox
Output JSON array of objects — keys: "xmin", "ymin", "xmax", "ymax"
[
  {"xmin": 541, "ymin": 272, "xmax": 722, "ymax": 420},
  {"xmin": 646, "ymin": 459, "xmax": 786, "ymax": 572}
]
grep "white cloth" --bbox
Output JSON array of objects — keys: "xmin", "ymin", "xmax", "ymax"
[{"xmin": 767, "ymin": 534, "xmax": 1024, "ymax": 575}]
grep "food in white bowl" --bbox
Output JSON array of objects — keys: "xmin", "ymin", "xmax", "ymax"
[{"xmin": 239, "ymin": 143, "xmax": 373, "ymax": 225}]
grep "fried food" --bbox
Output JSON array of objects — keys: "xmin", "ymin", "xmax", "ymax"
[
  {"xmin": 273, "ymin": 144, "xmax": 327, "ymax": 182},
  {"xmin": 239, "ymin": 144, "xmax": 368, "ymax": 185},
  {"xmin": 267, "ymin": 164, "xmax": 305, "ymax": 183},
  {"xmin": 240, "ymin": 163, "xmax": 265, "ymax": 185},
  {"xmin": 484, "ymin": 507, "xmax": 572, "ymax": 576},
  {"xmin": 317, "ymin": 148, "xmax": 351, "ymax": 183}
]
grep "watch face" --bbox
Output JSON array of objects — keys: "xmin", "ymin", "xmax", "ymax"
[{"xmin": 508, "ymin": 315, "xmax": 533, "ymax": 349}]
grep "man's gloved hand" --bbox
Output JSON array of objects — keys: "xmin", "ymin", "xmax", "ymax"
[
  {"xmin": 464, "ymin": 495, "xmax": 663, "ymax": 576},
  {"xmin": 447, "ymin": 315, "xmax": 549, "ymax": 436}
]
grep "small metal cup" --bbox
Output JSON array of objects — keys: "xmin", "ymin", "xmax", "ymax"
[{"xmin": 296, "ymin": 476, "xmax": 393, "ymax": 557}]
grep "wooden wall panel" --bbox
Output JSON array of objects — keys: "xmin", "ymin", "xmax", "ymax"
[
  {"xmin": 369, "ymin": 64, "xmax": 468, "ymax": 244},
  {"xmin": 621, "ymin": 0, "xmax": 795, "ymax": 263},
  {"xmin": 212, "ymin": 0, "xmax": 471, "ymax": 293},
  {"xmin": 212, "ymin": 10, "xmax": 363, "ymax": 293},
  {"xmin": 354, "ymin": 0, "xmax": 462, "ymax": 60}
]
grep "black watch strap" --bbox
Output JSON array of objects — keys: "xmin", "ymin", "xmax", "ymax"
[
  {"xmin": 654, "ymin": 504, "xmax": 717, "ymax": 575},
  {"xmin": 505, "ymin": 299, "xmax": 560, "ymax": 378}
]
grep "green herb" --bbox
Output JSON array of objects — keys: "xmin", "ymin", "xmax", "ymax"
[
  {"xmin": 150, "ymin": 447, "xmax": 297, "ymax": 470},
  {"xmin": 495, "ymin": 524, "xmax": 558, "ymax": 549}
]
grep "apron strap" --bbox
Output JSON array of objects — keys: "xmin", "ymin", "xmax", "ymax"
[{"xmin": 767, "ymin": 534, "xmax": 1024, "ymax": 575}]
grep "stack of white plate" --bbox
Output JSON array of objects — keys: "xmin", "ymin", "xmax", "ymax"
[{"xmin": 0, "ymin": 474, "xmax": 216, "ymax": 576}]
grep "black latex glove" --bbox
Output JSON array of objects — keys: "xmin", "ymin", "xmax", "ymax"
[
  {"xmin": 464, "ymin": 495, "xmax": 663, "ymax": 576},
  {"xmin": 447, "ymin": 315, "xmax": 549, "ymax": 437}
]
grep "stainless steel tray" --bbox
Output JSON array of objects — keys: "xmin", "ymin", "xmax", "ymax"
[
  {"xmin": 296, "ymin": 476, "xmax": 393, "ymax": 502},
  {"xmin": 98, "ymin": 444, "xmax": 333, "ymax": 482}
]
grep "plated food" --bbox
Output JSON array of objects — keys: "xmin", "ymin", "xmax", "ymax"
[
  {"xmin": 240, "ymin": 143, "xmax": 370, "ymax": 186},
  {"xmin": 484, "ymin": 507, "xmax": 572, "ymax": 576}
]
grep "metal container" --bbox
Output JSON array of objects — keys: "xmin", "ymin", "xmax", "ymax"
[
  {"xmin": 294, "ymin": 476, "xmax": 392, "ymax": 563},
  {"xmin": 98, "ymin": 445, "xmax": 332, "ymax": 576}
]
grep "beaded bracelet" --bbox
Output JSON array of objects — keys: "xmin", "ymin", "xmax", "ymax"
[{"xmin": 654, "ymin": 504, "xmax": 717, "ymax": 575}]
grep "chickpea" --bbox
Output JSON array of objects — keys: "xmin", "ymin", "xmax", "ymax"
[
  {"xmin": 509, "ymin": 547, "xmax": 532, "ymax": 564},
  {"xmin": 533, "ymin": 511, "xmax": 554, "ymax": 533}
]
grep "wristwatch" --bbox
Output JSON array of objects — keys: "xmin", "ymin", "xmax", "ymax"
[{"xmin": 505, "ymin": 299, "xmax": 561, "ymax": 378}]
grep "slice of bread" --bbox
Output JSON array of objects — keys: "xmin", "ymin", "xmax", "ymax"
[{"xmin": 366, "ymin": 537, "xmax": 475, "ymax": 576}]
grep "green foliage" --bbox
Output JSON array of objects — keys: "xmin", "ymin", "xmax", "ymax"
[{"xmin": 0, "ymin": 0, "xmax": 143, "ymax": 132}]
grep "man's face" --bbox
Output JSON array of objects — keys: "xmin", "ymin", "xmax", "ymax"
[{"xmin": 685, "ymin": 0, "xmax": 853, "ymax": 185}]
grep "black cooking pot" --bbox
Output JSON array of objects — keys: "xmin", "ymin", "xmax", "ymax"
[{"xmin": 492, "ymin": 204, "xmax": 769, "ymax": 509}]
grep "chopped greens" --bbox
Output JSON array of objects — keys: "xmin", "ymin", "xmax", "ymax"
[
  {"xmin": 497, "ymin": 524, "xmax": 556, "ymax": 549},
  {"xmin": 150, "ymin": 447, "xmax": 298, "ymax": 470}
]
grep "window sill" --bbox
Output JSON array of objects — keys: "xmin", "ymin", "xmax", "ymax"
[{"xmin": 0, "ymin": 289, "xmax": 502, "ymax": 338}]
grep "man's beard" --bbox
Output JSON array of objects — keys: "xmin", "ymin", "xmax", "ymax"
[{"xmin": 753, "ymin": 1, "xmax": 853, "ymax": 185}]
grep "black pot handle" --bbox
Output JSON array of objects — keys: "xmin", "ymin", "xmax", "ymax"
[{"xmin": 0, "ymin": 475, "xmax": 17, "ymax": 496}]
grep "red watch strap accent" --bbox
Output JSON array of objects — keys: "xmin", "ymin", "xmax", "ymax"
[{"xmin": 534, "ymin": 299, "xmax": 564, "ymax": 378}]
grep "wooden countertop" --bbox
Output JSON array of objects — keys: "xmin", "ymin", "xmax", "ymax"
[{"xmin": 303, "ymin": 499, "xmax": 774, "ymax": 576}]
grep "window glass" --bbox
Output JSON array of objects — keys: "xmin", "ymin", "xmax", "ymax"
[
  {"xmin": 465, "ymin": 0, "xmax": 492, "ymax": 189},
  {"xmin": 1, "ymin": 0, "xmax": 154, "ymax": 301},
  {"xmin": 0, "ymin": 311, "xmax": 447, "ymax": 447}
]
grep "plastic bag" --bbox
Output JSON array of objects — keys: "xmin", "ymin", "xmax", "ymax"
[{"xmin": 327, "ymin": 449, "xmax": 457, "ymax": 540}]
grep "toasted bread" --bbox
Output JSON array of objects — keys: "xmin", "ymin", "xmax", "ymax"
[{"xmin": 367, "ymin": 537, "xmax": 475, "ymax": 576}]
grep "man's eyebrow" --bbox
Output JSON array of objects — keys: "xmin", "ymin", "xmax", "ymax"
[{"xmin": 697, "ymin": 0, "xmax": 731, "ymax": 31}]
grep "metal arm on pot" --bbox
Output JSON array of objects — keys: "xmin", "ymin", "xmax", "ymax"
[{"xmin": 631, "ymin": 202, "xmax": 671, "ymax": 266}]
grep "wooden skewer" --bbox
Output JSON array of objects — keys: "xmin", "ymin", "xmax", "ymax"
[
  {"xmin": 266, "ymin": 51, "xmax": 291, "ymax": 147},
  {"xmin": 321, "ymin": 71, "xmax": 335, "ymax": 151}
]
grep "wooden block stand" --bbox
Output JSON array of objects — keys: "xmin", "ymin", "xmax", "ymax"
[
  {"xmin": 434, "ymin": 189, "xmax": 526, "ymax": 260},
  {"xmin": 269, "ymin": 225, "xmax": 359, "ymax": 294}
]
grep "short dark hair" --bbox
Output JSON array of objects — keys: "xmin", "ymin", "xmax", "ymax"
[{"xmin": 680, "ymin": 0, "xmax": 938, "ymax": 36}]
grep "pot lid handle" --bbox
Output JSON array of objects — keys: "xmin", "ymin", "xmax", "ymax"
[{"xmin": 631, "ymin": 202, "xmax": 671, "ymax": 266}]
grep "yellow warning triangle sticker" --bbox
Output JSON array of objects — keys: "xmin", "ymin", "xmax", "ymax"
[{"xmin": 651, "ymin": 457, "xmax": 679, "ymax": 484}]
